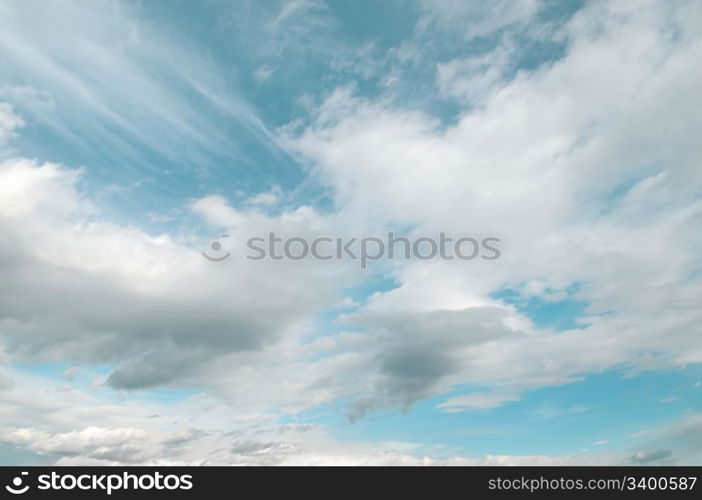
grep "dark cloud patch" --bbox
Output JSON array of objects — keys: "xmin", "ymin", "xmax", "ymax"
[
  {"xmin": 0, "ymin": 164, "xmax": 334, "ymax": 391},
  {"xmin": 343, "ymin": 306, "xmax": 521, "ymax": 420}
]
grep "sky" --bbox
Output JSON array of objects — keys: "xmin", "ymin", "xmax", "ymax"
[{"xmin": 0, "ymin": 0, "xmax": 700, "ymax": 465}]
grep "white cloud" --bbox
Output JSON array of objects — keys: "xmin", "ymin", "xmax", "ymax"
[
  {"xmin": 284, "ymin": 0, "xmax": 702, "ymax": 414},
  {"xmin": 0, "ymin": 427, "xmax": 156, "ymax": 463},
  {"xmin": 417, "ymin": 0, "xmax": 542, "ymax": 40},
  {"xmin": 246, "ymin": 187, "xmax": 282, "ymax": 206},
  {"xmin": 438, "ymin": 392, "xmax": 522, "ymax": 412},
  {"xmin": 629, "ymin": 449, "xmax": 672, "ymax": 465},
  {"xmin": 0, "ymin": 102, "xmax": 23, "ymax": 145},
  {"xmin": 0, "ymin": 158, "xmax": 344, "ymax": 395},
  {"xmin": 436, "ymin": 42, "xmax": 514, "ymax": 101}
]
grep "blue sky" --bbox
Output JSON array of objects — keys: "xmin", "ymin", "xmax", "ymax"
[{"xmin": 0, "ymin": 0, "xmax": 700, "ymax": 465}]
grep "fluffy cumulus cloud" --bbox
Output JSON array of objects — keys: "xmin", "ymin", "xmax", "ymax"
[
  {"xmin": 285, "ymin": 0, "xmax": 702, "ymax": 416},
  {"xmin": 0, "ymin": 427, "xmax": 155, "ymax": 463},
  {"xmin": 0, "ymin": 0, "xmax": 701, "ymax": 465},
  {"xmin": 0, "ymin": 158, "xmax": 346, "ymax": 391},
  {"xmin": 0, "ymin": 103, "xmax": 23, "ymax": 144}
]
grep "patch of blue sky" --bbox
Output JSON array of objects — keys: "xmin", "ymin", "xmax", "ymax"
[
  {"xmin": 282, "ymin": 364, "xmax": 702, "ymax": 457},
  {"xmin": 0, "ymin": 443, "xmax": 51, "ymax": 466},
  {"xmin": 492, "ymin": 285, "xmax": 589, "ymax": 330}
]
